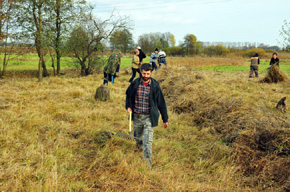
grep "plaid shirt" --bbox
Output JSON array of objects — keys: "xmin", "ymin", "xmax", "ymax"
[{"xmin": 134, "ymin": 79, "xmax": 151, "ymax": 114}]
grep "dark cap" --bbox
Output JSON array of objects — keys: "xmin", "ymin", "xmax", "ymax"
[{"xmin": 155, "ymin": 48, "xmax": 158, "ymax": 52}]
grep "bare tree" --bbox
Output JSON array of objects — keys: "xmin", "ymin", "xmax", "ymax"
[
  {"xmin": 137, "ymin": 32, "xmax": 171, "ymax": 53},
  {"xmin": 279, "ymin": 20, "xmax": 290, "ymax": 50},
  {"xmin": 45, "ymin": 0, "xmax": 87, "ymax": 75},
  {"xmin": 0, "ymin": 0, "xmax": 17, "ymax": 78},
  {"xmin": 67, "ymin": 12, "xmax": 131, "ymax": 76},
  {"xmin": 15, "ymin": 0, "xmax": 54, "ymax": 81}
]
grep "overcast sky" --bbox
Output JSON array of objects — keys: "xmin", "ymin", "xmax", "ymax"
[{"xmin": 92, "ymin": 0, "xmax": 290, "ymax": 47}]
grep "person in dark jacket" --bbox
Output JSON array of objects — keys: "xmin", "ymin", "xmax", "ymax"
[
  {"xmin": 137, "ymin": 46, "xmax": 146, "ymax": 64},
  {"xmin": 125, "ymin": 63, "xmax": 168, "ymax": 165},
  {"xmin": 249, "ymin": 53, "xmax": 260, "ymax": 78},
  {"xmin": 269, "ymin": 52, "xmax": 279, "ymax": 67}
]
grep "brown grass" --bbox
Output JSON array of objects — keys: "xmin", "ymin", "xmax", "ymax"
[
  {"xmin": 0, "ymin": 57, "xmax": 290, "ymax": 191},
  {"xmin": 169, "ymin": 56, "xmax": 247, "ymax": 67},
  {"xmin": 154, "ymin": 61, "xmax": 290, "ymax": 191}
]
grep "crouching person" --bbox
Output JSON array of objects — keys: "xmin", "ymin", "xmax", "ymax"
[
  {"xmin": 103, "ymin": 52, "xmax": 122, "ymax": 85},
  {"xmin": 270, "ymin": 52, "xmax": 279, "ymax": 67},
  {"xmin": 125, "ymin": 63, "xmax": 169, "ymax": 165}
]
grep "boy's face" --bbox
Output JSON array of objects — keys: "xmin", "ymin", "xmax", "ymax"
[
  {"xmin": 136, "ymin": 51, "xmax": 140, "ymax": 56},
  {"xmin": 273, "ymin": 54, "xmax": 277, "ymax": 59},
  {"xmin": 155, "ymin": 51, "xmax": 158, "ymax": 54}
]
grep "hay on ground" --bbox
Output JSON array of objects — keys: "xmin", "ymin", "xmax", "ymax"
[
  {"xmin": 261, "ymin": 64, "xmax": 287, "ymax": 83},
  {"xmin": 154, "ymin": 65, "xmax": 290, "ymax": 191},
  {"xmin": 95, "ymin": 84, "xmax": 110, "ymax": 101}
]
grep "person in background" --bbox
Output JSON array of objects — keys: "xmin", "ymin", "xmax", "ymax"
[
  {"xmin": 125, "ymin": 63, "xmax": 168, "ymax": 165},
  {"xmin": 103, "ymin": 52, "xmax": 122, "ymax": 85},
  {"xmin": 129, "ymin": 49, "xmax": 141, "ymax": 83},
  {"xmin": 150, "ymin": 48, "xmax": 159, "ymax": 71},
  {"xmin": 137, "ymin": 46, "xmax": 146, "ymax": 64},
  {"xmin": 249, "ymin": 53, "xmax": 260, "ymax": 78},
  {"xmin": 269, "ymin": 52, "xmax": 280, "ymax": 67},
  {"xmin": 157, "ymin": 49, "xmax": 167, "ymax": 69}
]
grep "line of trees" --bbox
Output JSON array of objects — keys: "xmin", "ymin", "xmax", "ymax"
[
  {"xmin": 0, "ymin": 0, "xmax": 131, "ymax": 80},
  {"xmin": 0, "ymin": 0, "xmax": 289, "ymax": 80}
]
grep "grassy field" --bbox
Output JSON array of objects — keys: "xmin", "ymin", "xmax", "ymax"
[
  {"xmin": 0, "ymin": 53, "xmax": 150, "ymax": 71},
  {"xmin": 0, "ymin": 55, "xmax": 290, "ymax": 191},
  {"xmin": 2, "ymin": 53, "xmax": 290, "ymax": 74}
]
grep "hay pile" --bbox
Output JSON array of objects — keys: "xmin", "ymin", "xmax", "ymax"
[
  {"xmin": 95, "ymin": 84, "xmax": 110, "ymax": 101},
  {"xmin": 154, "ymin": 66, "xmax": 290, "ymax": 191},
  {"xmin": 262, "ymin": 64, "xmax": 287, "ymax": 83}
]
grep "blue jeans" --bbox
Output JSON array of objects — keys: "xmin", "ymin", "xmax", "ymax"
[
  {"xmin": 151, "ymin": 62, "xmax": 158, "ymax": 71},
  {"xmin": 159, "ymin": 58, "xmax": 167, "ymax": 68},
  {"xmin": 133, "ymin": 114, "xmax": 154, "ymax": 164}
]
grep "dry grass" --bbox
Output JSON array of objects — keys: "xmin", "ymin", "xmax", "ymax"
[
  {"xmin": 154, "ymin": 60, "xmax": 290, "ymax": 191},
  {"xmin": 0, "ymin": 57, "xmax": 289, "ymax": 191},
  {"xmin": 169, "ymin": 56, "xmax": 247, "ymax": 67}
]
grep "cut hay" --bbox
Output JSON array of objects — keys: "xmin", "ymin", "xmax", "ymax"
[
  {"xmin": 261, "ymin": 64, "xmax": 287, "ymax": 83},
  {"xmin": 95, "ymin": 84, "xmax": 110, "ymax": 101},
  {"xmin": 154, "ymin": 64, "xmax": 290, "ymax": 191}
]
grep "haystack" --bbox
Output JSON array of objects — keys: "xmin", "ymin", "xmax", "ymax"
[
  {"xmin": 95, "ymin": 84, "xmax": 110, "ymax": 101},
  {"xmin": 261, "ymin": 64, "xmax": 287, "ymax": 83}
]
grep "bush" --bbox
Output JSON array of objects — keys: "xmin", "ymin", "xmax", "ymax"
[
  {"xmin": 242, "ymin": 48, "xmax": 266, "ymax": 58},
  {"xmin": 203, "ymin": 45, "xmax": 230, "ymax": 56},
  {"xmin": 164, "ymin": 46, "xmax": 184, "ymax": 56}
]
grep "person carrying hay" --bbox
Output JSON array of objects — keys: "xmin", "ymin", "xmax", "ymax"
[
  {"xmin": 249, "ymin": 53, "xmax": 260, "ymax": 78},
  {"xmin": 158, "ymin": 49, "xmax": 167, "ymax": 69},
  {"xmin": 125, "ymin": 63, "xmax": 168, "ymax": 165},
  {"xmin": 137, "ymin": 46, "xmax": 146, "ymax": 64},
  {"xmin": 103, "ymin": 52, "xmax": 122, "ymax": 85},
  {"xmin": 150, "ymin": 48, "xmax": 159, "ymax": 71},
  {"xmin": 269, "ymin": 52, "xmax": 280, "ymax": 67}
]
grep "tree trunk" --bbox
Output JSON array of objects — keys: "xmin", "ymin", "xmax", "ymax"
[
  {"xmin": 85, "ymin": 58, "xmax": 93, "ymax": 75},
  {"xmin": 50, "ymin": 52, "xmax": 56, "ymax": 76},
  {"xmin": 38, "ymin": 1, "xmax": 43, "ymax": 82},
  {"xmin": 80, "ymin": 61, "xmax": 87, "ymax": 76},
  {"xmin": 1, "ymin": 23, "xmax": 8, "ymax": 77},
  {"xmin": 55, "ymin": 0, "xmax": 61, "ymax": 75},
  {"xmin": 2, "ymin": 51, "xmax": 7, "ymax": 77},
  {"xmin": 42, "ymin": 60, "xmax": 49, "ymax": 77},
  {"xmin": 56, "ymin": 49, "xmax": 61, "ymax": 75}
]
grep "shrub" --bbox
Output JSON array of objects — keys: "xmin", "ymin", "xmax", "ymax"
[
  {"xmin": 164, "ymin": 46, "xmax": 184, "ymax": 56},
  {"xmin": 242, "ymin": 48, "xmax": 266, "ymax": 58},
  {"xmin": 204, "ymin": 45, "xmax": 230, "ymax": 56}
]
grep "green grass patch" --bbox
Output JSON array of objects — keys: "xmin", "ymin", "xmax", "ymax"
[
  {"xmin": 1, "ymin": 53, "xmax": 150, "ymax": 71},
  {"xmin": 196, "ymin": 59, "xmax": 290, "ymax": 74}
]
